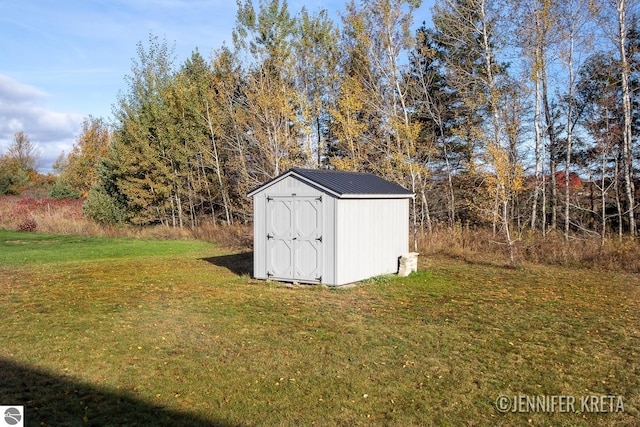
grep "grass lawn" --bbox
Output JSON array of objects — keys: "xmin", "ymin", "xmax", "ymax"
[{"xmin": 0, "ymin": 230, "xmax": 638, "ymax": 426}]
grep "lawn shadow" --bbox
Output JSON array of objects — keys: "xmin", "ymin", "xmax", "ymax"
[
  {"xmin": 200, "ymin": 252, "xmax": 253, "ymax": 277},
  {"xmin": 0, "ymin": 357, "xmax": 231, "ymax": 427}
]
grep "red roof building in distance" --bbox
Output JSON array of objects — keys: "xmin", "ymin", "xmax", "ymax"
[{"xmin": 554, "ymin": 172, "xmax": 583, "ymax": 190}]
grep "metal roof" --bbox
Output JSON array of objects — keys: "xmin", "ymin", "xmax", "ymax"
[{"xmin": 248, "ymin": 168, "xmax": 414, "ymax": 199}]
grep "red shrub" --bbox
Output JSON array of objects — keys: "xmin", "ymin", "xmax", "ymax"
[{"xmin": 17, "ymin": 218, "xmax": 37, "ymax": 232}]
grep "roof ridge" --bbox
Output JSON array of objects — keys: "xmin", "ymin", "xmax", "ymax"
[{"xmin": 248, "ymin": 168, "xmax": 413, "ymax": 198}]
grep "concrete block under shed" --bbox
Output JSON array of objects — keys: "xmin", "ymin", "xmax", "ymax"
[{"xmin": 398, "ymin": 252, "xmax": 419, "ymax": 277}]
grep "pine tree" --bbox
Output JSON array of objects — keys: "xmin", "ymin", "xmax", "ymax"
[{"xmin": 110, "ymin": 34, "xmax": 177, "ymax": 225}]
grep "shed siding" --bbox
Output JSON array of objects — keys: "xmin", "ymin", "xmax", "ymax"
[
  {"xmin": 334, "ymin": 198, "xmax": 409, "ymax": 285},
  {"xmin": 253, "ymin": 176, "xmax": 336, "ymax": 283},
  {"xmin": 323, "ymin": 196, "xmax": 336, "ymax": 285},
  {"xmin": 258, "ymin": 175, "xmax": 325, "ymax": 196},
  {"xmin": 252, "ymin": 192, "xmax": 267, "ymax": 280}
]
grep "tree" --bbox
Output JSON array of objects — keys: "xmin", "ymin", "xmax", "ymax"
[
  {"xmin": 7, "ymin": 131, "xmax": 39, "ymax": 172},
  {"xmin": 432, "ymin": 0, "xmax": 525, "ymax": 258},
  {"xmin": 0, "ymin": 132, "xmax": 40, "ymax": 195},
  {"xmin": 56, "ymin": 116, "xmax": 111, "ymax": 197},
  {"xmin": 483, "ymin": 139, "xmax": 525, "ymax": 263},
  {"xmin": 554, "ymin": 0, "xmax": 597, "ymax": 240},
  {"xmin": 328, "ymin": 73, "xmax": 370, "ymax": 171},
  {"xmin": 431, "ymin": 0, "xmax": 501, "ymax": 172},
  {"xmin": 210, "ymin": 46, "xmax": 254, "ymax": 221},
  {"xmin": 106, "ymin": 33, "xmax": 177, "ymax": 225},
  {"xmin": 510, "ymin": 0, "xmax": 559, "ymax": 233},
  {"xmin": 328, "ymin": 0, "xmax": 382, "ymax": 172},
  {"xmin": 233, "ymin": 0, "xmax": 308, "ymax": 180},
  {"xmin": 576, "ymin": 52, "xmax": 623, "ymax": 242},
  {"xmin": 612, "ymin": 0, "xmax": 638, "ymax": 236},
  {"xmin": 409, "ymin": 24, "xmax": 462, "ymax": 228},
  {"xmin": 165, "ymin": 49, "xmax": 224, "ymax": 227},
  {"xmin": 0, "ymin": 156, "xmax": 28, "ymax": 195},
  {"xmin": 294, "ymin": 7, "xmax": 340, "ymax": 166},
  {"xmin": 334, "ymin": 0, "xmax": 423, "ymax": 247}
]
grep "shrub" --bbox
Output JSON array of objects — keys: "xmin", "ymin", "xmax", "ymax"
[
  {"xmin": 17, "ymin": 218, "xmax": 37, "ymax": 232},
  {"xmin": 0, "ymin": 167, "xmax": 29, "ymax": 195},
  {"xmin": 49, "ymin": 178, "xmax": 81, "ymax": 200},
  {"xmin": 83, "ymin": 188, "xmax": 127, "ymax": 225}
]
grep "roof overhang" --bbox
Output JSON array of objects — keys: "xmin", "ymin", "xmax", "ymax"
[{"xmin": 247, "ymin": 169, "xmax": 415, "ymax": 199}]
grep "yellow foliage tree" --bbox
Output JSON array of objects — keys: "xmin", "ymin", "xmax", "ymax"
[
  {"xmin": 329, "ymin": 75, "xmax": 369, "ymax": 172},
  {"xmin": 482, "ymin": 140, "xmax": 524, "ymax": 263},
  {"xmin": 59, "ymin": 117, "xmax": 111, "ymax": 197}
]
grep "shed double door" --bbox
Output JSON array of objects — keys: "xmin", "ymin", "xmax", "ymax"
[{"xmin": 266, "ymin": 196, "xmax": 322, "ymax": 283}]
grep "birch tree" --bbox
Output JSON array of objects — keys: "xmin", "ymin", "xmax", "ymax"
[
  {"xmin": 233, "ymin": 0, "xmax": 307, "ymax": 180},
  {"xmin": 433, "ymin": 0, "xmax": 523, "ymax": 258},
  {"xmin": 609, "ymin": 0, "xmax": 638, "ymax": 236},
  {"xmin": 555, "ymin": 0, "xmax": 597, "ymax": 240},
  {"xmin": 510, "ymin": 0, "xmax": 559, "ymax": 232},
  {"xmin": 337, "ymin": 0, "xmax": 423, "ymax": 248},
  {"xmin": 294, "ymin": 8, "xmax": 340, "ymax": 167}
]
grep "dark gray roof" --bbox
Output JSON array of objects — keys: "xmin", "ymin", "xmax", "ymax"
[
  {"xmin": 248, "ymin": 168, "xmax": 413, "ymax": 198},
  {"xmin": 291, "ymin": 168, "xmax": 412, "ymax": 196}
]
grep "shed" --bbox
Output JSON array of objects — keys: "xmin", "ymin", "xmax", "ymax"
[{"xmin": 247, "ymin": 168, "xmax": 414, "ymax": 286}]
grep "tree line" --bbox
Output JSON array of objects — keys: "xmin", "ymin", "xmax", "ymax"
[{"xmin": 44, "ymin": 0, "xmax": 640, "ymax": 246}]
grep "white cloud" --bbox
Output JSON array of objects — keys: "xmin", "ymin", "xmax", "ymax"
[
  {"xmin": 0, "ymin": 73, "xmax": 83, "ymax": 172},
  {"xmin": 0, "ymin": 74, "xmax": 48, "ymax": 103}
]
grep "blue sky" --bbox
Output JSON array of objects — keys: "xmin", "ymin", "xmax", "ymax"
[{"xmin": 0, "ymin": 0, "xmax": 433, "ymax": 172}]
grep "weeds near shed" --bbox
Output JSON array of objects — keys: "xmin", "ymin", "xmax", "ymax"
[{"xmin": 361, "ymin": 274, "xmax": 394, "ymax": 285}]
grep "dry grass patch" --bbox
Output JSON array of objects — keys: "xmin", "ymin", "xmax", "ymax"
[{"xmin": 418, "ymin": 226, "xmax": 640, "ymax": 273}]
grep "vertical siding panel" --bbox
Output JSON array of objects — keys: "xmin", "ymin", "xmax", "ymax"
[
  {"xmin": 252, "ymin": 193, "xmax": 267, "ymax": 280},
  {"xmin": 323, "ymin": 196, "xmax": 336, "ymax": 285},
  {"xmin": 335, "ymin": 198, "xmax": 409, "ymax": 285}
]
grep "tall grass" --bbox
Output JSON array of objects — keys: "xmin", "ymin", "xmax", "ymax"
[
  {"xmin": 0, "ymin": 196, "xmax": 194, "ymax": 240},
  {"xmin": 418, "ymin": 225, "xmax": 640, "ymax": 273},
  {"xmin": 0, "ymin": 196, "xmax": 99, "ymax": 235},
  {"xmin": 2, "ymin": 195, "xmax": 639, "ymax": 272}
]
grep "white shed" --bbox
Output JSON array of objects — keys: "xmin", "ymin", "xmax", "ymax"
[{"xmin": 248, "ymin": 168, "xmax": 414, "ymax": 286}]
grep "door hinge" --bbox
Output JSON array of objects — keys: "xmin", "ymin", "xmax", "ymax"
[
  {"xmin": 267, "ymin": 233, "xmax": 274, "ymax": 240},
  {"xmin": 267, "ymin": 271, "xmax": 273, "ymax": 278},
  {"xmin": 315, "ymin": 275, "xmax": 322, "ymax": 282},
  {"xmin": 316, "ymin": 196, "xmax": 322, "ymax": 202},
  {"xmin": 315, "ymin": 236, "xmax": 323, "ymax": 242},
  {"xmin": 266, "ymin": 196, "xmax": 273, "ymax": 202}
]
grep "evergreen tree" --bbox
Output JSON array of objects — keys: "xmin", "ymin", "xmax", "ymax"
[{"xmin": 109, "ymin": 34, "xmax": 177, "ymax": 225}]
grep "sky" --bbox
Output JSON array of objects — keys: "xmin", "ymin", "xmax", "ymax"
[{"xmin": 0, "ymin": 0, "xmax": 433, "ymax": 173}]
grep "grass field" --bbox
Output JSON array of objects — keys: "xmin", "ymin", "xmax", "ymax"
[{"xmin": 0, "ymin": 230, "xmax": 638, "ymax": 426}]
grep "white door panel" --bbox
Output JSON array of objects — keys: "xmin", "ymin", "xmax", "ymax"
[{"xmin": 266, "ymin": 196, "xmax": 322, "ymax": 282}]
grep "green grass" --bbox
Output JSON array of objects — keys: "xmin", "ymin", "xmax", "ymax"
[
  {"xmin": 0, "ymin": 230, "xmax": 638, "ymax": 426},
  {"xmin": 0, "ymin": 230, "xmax": 208, "ymax": 265}
]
